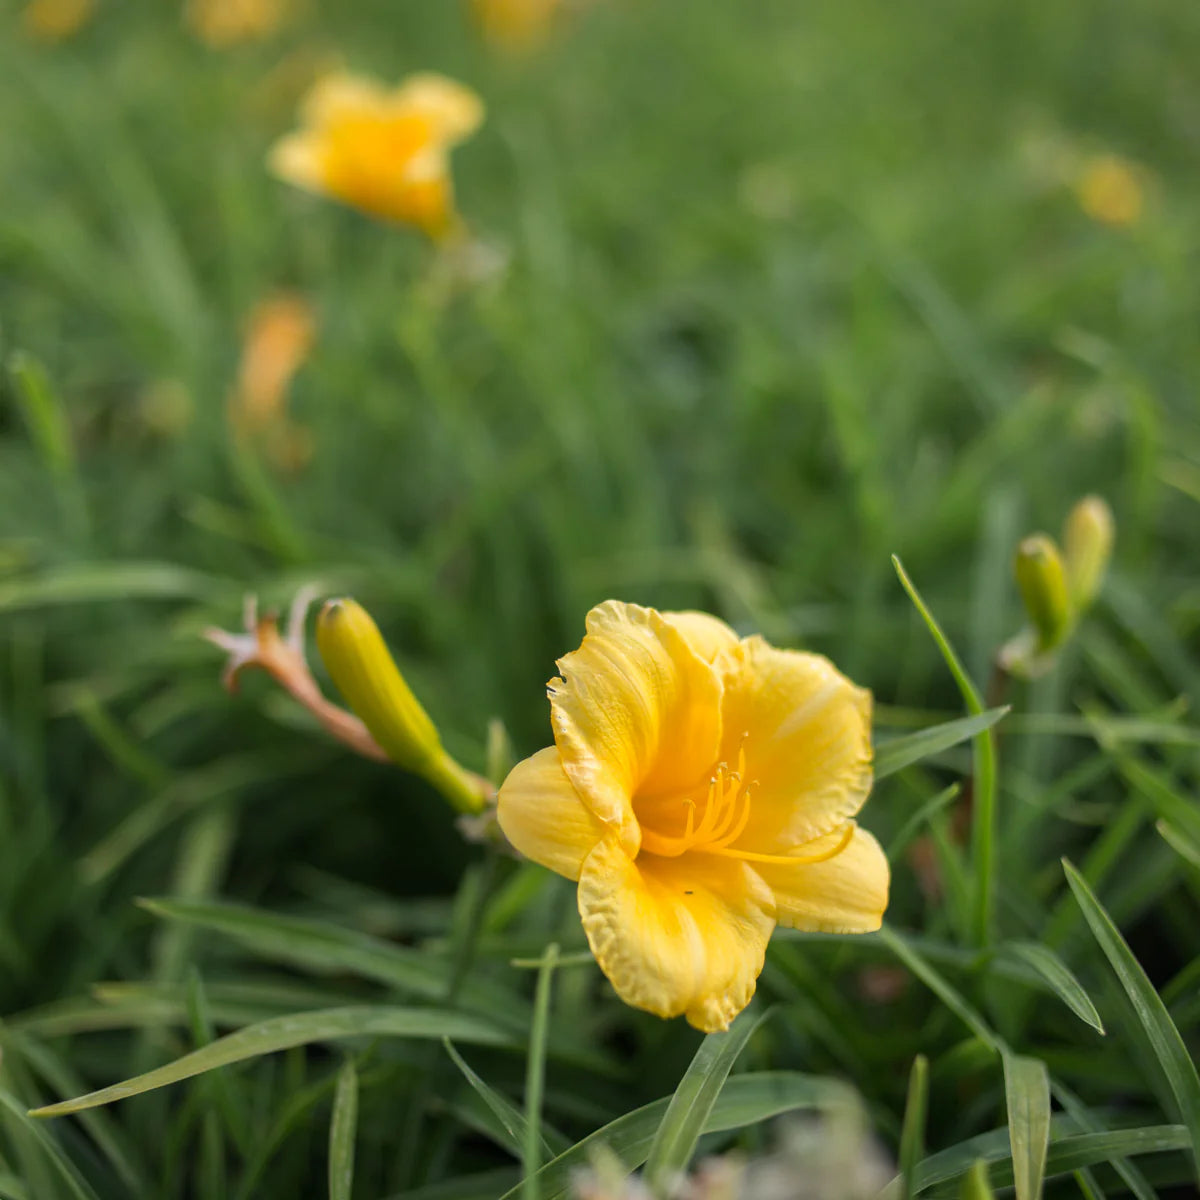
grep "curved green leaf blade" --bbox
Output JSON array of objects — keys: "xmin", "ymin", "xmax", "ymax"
[
  {"xmin": 893, "ymin": 556, "xmax": 998, "ymax": 945},
  {"xmin": 522, "ymin": 943, "xmax": 558, "ymax": 1197},
  {"xmin": 915, "ymin": 1124, "xmax": 1189, "ymax": 1191},
  {"xmin": 644, "ymin": 1006, "xmax": 769, "ymax": 1190},
  {"xmin": 878, "ymin": 925, "xmax": 1000, "ymax": 1052},
  {"xmin": 1002, "ymin": 1053, "xmax": 1051, "ymax": 1200},
  {"xmin": 498, "ymin": 1071, "xmax": 855, "ymax": 1200},
  {"xmin": 876, "ymin": 709, "xmax": 1008, "ymax": 780},
  {"xmin": 328, "ymin": 1061, "xmax": 358, "ymax": 1200},
  {"xmin": 995, "ymin": 942, "xmax": 1105, "ymax": 1034},
  {"xmin": 1063, "ymin": 859, "xmax": 1200, "ymax": 1185},
  {"xmin": 899, "ymin": 1055, "xmax": 929, "ymax": 1199},
  {"xmin": 443, "ymin": 1041, "xmax": 562, "ymax": 1161},
  {"xmin": 137, "ymin": 898, "xmax": 458, "ymax": 1002},
  {"xmin": 0, "ymin": 1089, "xmax": 100, "ymax": 1200},
  {"xmin": 29, "ymin": 1007, "xmax": 510, "ymax": 1118}
]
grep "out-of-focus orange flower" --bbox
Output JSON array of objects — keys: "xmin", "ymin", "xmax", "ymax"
[
  {"xmin": 229, "ymin": 293, "xmax": 316, "ymax": 471},
  {"xmin": 21, "ymin": 0, "xmax": 95, "ymax": 42},
  {"xmin": 473, "ymin": 0, "xmax": 560, "ymax": 51},
  {"xmin": 231, "ymin": 294, "xmax": 315, "ymax": 432},
  {"xmin": 1075, "ymin": 154, "xmax": 1145, "ymax": 228},
  {"xmin": 268, "ymin": 71, "xmax": 484, "ymax": 239},
  {"xmin": 185, "ymin": 0, "xmax": 292, "ymax": 47}
]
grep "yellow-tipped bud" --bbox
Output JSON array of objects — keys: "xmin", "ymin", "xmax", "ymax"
[
  {"xmin": 959, "ymin": 1160, "xmax": 995, "ymax": 1200},
  {"xmin": 316, "ymin": 599, "xmax": 486, "ymax": 813},
  {"xmin": 1063, "ymin": 494, "xmax": 1114, "ymax": 612},
  {"xmin": 1014, "ymin": 534, "xmax": 1072, "ymax": 653}
]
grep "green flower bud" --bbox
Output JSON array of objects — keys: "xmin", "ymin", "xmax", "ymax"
[
  {"xmin": 1063, "ymin": 494, "xmax": 1114, "ymax": 612},
  {"xmin": 1014, "ymin": 534, "xmax": 1072, "ymax": 653},
  {"xmin": 316, "ymin": 598, "xmax": 486, "ymax": 813}
]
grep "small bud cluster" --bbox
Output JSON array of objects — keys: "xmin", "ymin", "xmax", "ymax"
[{"xmin": 1000, "ymin": 495, "xmax": 1114, "ymax": 679}]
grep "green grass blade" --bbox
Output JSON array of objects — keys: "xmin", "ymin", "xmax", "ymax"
[
  {"xmin": 443, "ymin": 1041, "xmax": 559, "ymax": 1161},
  {"xmin": 1156, "ymin": 820, "xmax": 1200, "ymax": 870},
  {"xmin": 878, "ymin": 925, "xmax": 1000, "ymax": 1052},
  {"xmin": 915, "ymin": 1124, "xmax": 1189, "ymax": 1191},
  {"xmin": 138, "ymin": 897, "xmax": 457, "ymax": 1000},
  {"xmin": 1063, "ymin": 859, "xmax": 1200, "ymax": 1185},
  {"xmin": 893, "ymin": 556, "xmax": 998, "ymax": 945},
  {"xmin": 29, "ymin": 1007, "xmax": 509, "ymax": 1118},
  {"xmin": 887, "ymin": 783, "xmax": 962, "ymax": 861},
  {"xmin": 6, "ymin": 353, "xmax": 75, "ymax": 480},
  {"xmin": 0, "ymin": 1090, "xmax": 99, "ymax": 1200},
  {"xmin": 498, "ymin": 1071, "xmax": 855, "ymax": 1200},
  {"xmin": 899, "ymin": 1054, "xmax": 929, "ymax": 1199},
  {"xmin": 995, "ymin": 943, "xmax": 1105, "ymax": 1034},
  {"xmin": 0, "ymin": 563, "xmax": 229, "ymax": 613},
  {"xmin": 522, "ymin": 943, "xmax": 558, "ymax": 1200},
  {"xmin": 328, "ymin": 1061, "xmax": 358, "ymax": 1200},
  {"xmin": 1050, "ymin": 1082, "xmax": 1158, "ymax": 1200},
  {"xmin": 1002, "ymin": 1053, "xmax": 1051, "ymax": 1200},
  {"xmin": 875, "ymin": 708, "xmax": 1008, "ymax": 780},
  {"xmin": 644, "ymin": 1005, "xmax": 769, "ymax": 1192}
]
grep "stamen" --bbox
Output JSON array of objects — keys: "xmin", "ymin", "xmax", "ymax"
[
  {"xmin": 706, "ymin": 823, "xmax": 855, "ymax": 866},
  {"xmin": 710, "ymin": 784, "xmax": 753, "ymax": 849},
  {"xmin": 682, "ymin": 799, "xmax": 696, "ymax": 843}
]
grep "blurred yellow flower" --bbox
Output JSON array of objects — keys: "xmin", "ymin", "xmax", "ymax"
[
  {"xmin": 1075, "ymin": 154, "xmax": 1145, "ymax": 228},
  {"xmin": 21, "ymin": 0, "xmax": 94, "ymax": 42},
  {"xmin": 473, "ymin": 0, "xmax": 560, "ymax": 51},
  {"xmin": 498, "ymin": 601, "xmax": 887, "ymax": 1032},
  {"xmin": 228, "ymin": 292, "xmax": 316, "ymax": 470},
  {"xmin": 269, "ymin": 72, "xmax": 484, "ymax": 238},
  {"xmin": 185, "ymin": 0, "xmax": 292, "ymax": 47}
]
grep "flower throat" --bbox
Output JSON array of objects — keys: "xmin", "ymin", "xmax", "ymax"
[{"xmin": 637, "ymin": 735, "xmax": 853, "ymax": 866}]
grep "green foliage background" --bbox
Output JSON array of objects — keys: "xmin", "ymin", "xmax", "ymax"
[{"xmin": 1, "ymin": 0, "xmax": 1198, "ymax": 1195}]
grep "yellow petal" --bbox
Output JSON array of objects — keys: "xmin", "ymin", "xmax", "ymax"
[
  {"xmin": 391, "ymin": 73, "xmax": 484, "ymax": 143},
  {"xmin": 661, "ymin": 610, "xmax": 739, "ymax": 663},
  {"xmin": 550, "ymin": 601, "xmax": 723, "ymax": 848},
  {"xmin": 301, "ymin": 72, "xmax": 391, "ymax": 129},
  {"xmin": 267, "ymin": 132, "xmax": 325, "ymax": 193},
  {"xmin": 578, "ymin": 837, "xmax": 775, "ymax": 1032},
  {"xmin": 497, "ymin": 747, "xmax": 607, "ymax": 881},
  {"xmin": 717, "ymin": 636, "xmax": 872, "ymax": 853},
  {"xmin": 754, "ymin": 824, "xmax": 889, "ymax": 933}
]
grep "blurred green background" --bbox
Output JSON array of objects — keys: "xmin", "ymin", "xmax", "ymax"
[{"xmin": 1, "ymin": 0, "xmax": 1199, "ymax": 1195}]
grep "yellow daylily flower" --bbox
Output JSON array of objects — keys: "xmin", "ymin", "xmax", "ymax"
[
  {"xmin": 1074, "ymin": 154, "xmax": 1145, "ymax": 228},
  {"xmin": 498, "ymin": 601, "xmax": 888, "ymax": 1032},
  {"xmin": 473, "ymin": 0, "xmax": 561, "ymax": 52},
  {"xmin": 21, "ymin": 0, "xmax": 95, "ymax": 42},
  {"xmin": 185, "ymin": 0, "xmax": 292, "ymax": 48},
  {"xmin": 268, "ymin": 71, "xmax": 484, "ymax": 239}
]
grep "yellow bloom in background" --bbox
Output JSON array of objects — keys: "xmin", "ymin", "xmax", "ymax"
[
  {"xmin": 228, "ymin": 292, "xmax": 316, "ymax": 471},
  {"xmin": 1075, "ymin": 153, "xmax": 1145, "ymax": 228},
  {"xmin": 473, "ymin": 0, "xmax": 561, "ymax": 52},
  {"xmin": 498, "ymin": 601, "xmax": 888, "ymax": 1032},
  {"xmin": 21, "ymin": 0, "xmax": 95, "ymax": 42},
  {"xmin": 185, "ymin": 0, "xmax": 292, "ymax": 48},
  {"xmin": 269, "ymin": 72, "xmax": 484, "ymax": 239}
]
